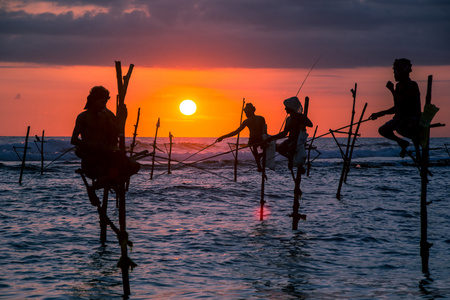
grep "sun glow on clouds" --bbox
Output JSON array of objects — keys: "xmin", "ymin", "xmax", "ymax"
[
  {"xmin": 3, "ymin": 1, "xmax": 108, "ymax": 17},
  {"xmin": 3, "ymin": 1, "xmax": 151, "ymax": 18}
]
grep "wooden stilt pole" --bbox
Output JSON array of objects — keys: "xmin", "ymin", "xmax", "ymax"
[
  {"xmin": 291, "ymin": 97, "xmax": 309, "ymax": 230},
  {"xmin": 19, "ymin": 126, "xmax": 30, "ymax": 185},
  {"xmin": 150, "ymin": 118, "xmax": 160, "ymax": 180},
  {"xmin": 420, "ymin": 75, "xmax": 433, "ymax": 273},
  {"xmin": 234, "ymin": 98, "xmax": 245, "ymax": 182},
  {"xmin": 33, "ymin": 130, "xmax": 46, "ymax": 175},
  {"xmin": 130, "ymin": 108, "xmax": 140, "ymax": 156},
  {"xmin": 330, "ymin": 130, "xmax": 345, "ymax": 159},
  {"xmin": 306, "ymin": 125, "xmax": 318, "ymax": 176},
  {"xmin": 38, "ymin": 130, "xmax": 45, "ymax": 175},
  {"xmin": 336, "ymin": 84, "xmax": 357, "ymax": 199},
  {"xmin": 344, "ymin": 103, "xmax": 367, "ymax": 183},
  {"xmin": 115, "ymin": 61, "xmax": 134, "ymax": 297},
  {"xmin": 126, "ymin": 108, "xmax": 140, "ymax": 191},
  {"xmin": 167, "ymin": 132, "xmax": 173, "ymax": 174},
  {"xmin": 100, "ymin": 188, "xmax": 109, "ymax": 244},
  {"xmin": 40, "ymin": 131, "xmax": 44, "ymax": 175},
  {"xmin": 260, "ymin": 146, "xmax": 266, "ymax": 221}
]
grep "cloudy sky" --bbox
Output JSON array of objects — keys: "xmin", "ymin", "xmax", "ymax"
[
  {"xmin": 2, "ymin": 0, "xmax": 449, "ymax": 69},
  {"xmin": 0, "ymin": 0, "xmax": 449, "ymax": 137}
]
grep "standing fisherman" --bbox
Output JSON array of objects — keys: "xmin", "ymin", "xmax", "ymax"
[
  {"xmin": 216, "ymin": 103, "xmax": 266, "ymax": 172},
  {"xmin": 370, "ymin": 58, "xmax": 422, "ymax": 159},
  {"xmin": 71, "ymin": 86, "xmax": 140, "ymax": 203},
  {"xmin": 267, "ymin": 97, "xmax": 313, "ymax": 173}
]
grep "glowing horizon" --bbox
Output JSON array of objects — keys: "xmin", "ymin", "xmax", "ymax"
[{"xmin": 0, "ymin": 63, "xmax": 449, "ymax": 139}]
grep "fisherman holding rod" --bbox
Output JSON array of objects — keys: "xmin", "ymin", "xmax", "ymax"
[
  {"xmin": 216, "ymin": 103, "xmax": 266, "ymax": 172},
  {"xmin": 266, "ymin": 96, "xmax": 313, "ymax": 173}
]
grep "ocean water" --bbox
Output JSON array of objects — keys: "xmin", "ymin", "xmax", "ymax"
[{"xmin": 1, "ymin": 136, "xmax": 449, "ymax": 299}]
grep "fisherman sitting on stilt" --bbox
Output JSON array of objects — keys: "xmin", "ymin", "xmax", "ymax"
[
  {"xmin": 216, "ymin": 103, "xmax": 266, "ymax": 172},
  {"xmin": 266, "ymin": 96, "xmax": 313, "ymax": 174},
  {"xmin": 71, "ymin": 86, "xmax": 140, "ymax": 205},
  {"xmin": 369, "ymin": 58, "xmax": 422, "ymax": 161}
]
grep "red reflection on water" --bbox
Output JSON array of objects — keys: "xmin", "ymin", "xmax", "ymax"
[{"xmin": 253, "ymin": 204, "xmax": 270, "ymax": 220}]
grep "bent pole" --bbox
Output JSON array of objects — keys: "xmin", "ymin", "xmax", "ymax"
[
  {"xmin": 150, "ymin": 118, "xmax": 160, "ymax": 180},
  {"xmin": 234, "ymin": 98, "xmax": 245, "ymax": 182}
]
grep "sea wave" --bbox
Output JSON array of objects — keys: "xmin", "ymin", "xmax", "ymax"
[{"xmin": 1, "ymin": 136, "xmax": 449, "ymax": 164}]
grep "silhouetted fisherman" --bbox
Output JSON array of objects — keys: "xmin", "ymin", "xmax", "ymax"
[
  {"xmin": 71, "ymin": 86, "xmax": 140, "ymax": 204},
  {"xmin": 267, "ymin": 96, "xmax": 313, "ymax": 173},
  {"xmin": 216, "ymin": 103, "xmax": 266, "ymax": 171},
  {"xmin": 370, "ymin": 58, "xmax": 422, "ymax": 159}
]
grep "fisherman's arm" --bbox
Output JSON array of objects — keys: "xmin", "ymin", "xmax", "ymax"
[
  {"xmin": 216, "ymin": 122, "xmax": 247, "ymax": 142},
  {"xmin": 266, "ymin": 119, "xmax": 290, "ymax": 142},
  {"xmin": 370, "ymin": 106, "xmax": 395, "ymax": 120}
]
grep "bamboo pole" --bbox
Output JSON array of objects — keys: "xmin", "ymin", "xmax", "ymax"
[
  {"xmin": 40, "ymin": 131, "xmax": 44, "ymax": 175},
  {"xmin": 306, "ymin": 125, "xmax": 318, "ymax": 176},
  {"xmin": 291, "ymin": 97, "xmax": 309, "ymax": 230},
  {"xmin": 19, "ymin": 126, "xmax": 30, "ymax": 185},
  {"xmin": 100, "ymin": 188, "xmax": 109, "ymax": 244},
  {"xmin": 33, "ymin": 130, "xmax": 45, "ymax": 175},
  {"xmin": 150, "ymin": 118, "xmax": 160, "ymax": 180},
  {"xmin": 126, "ymin": 108, "xmax": 140, "ymax": 191},
  {"xmin": 336, "ymin": 84, "xmax": 357, "ymax": 199},
  {"xmin": 344, "ymin": 103, "xmax": 368, "ymax": 183},
  {"xmin": 420, "ymin": 75, "xmax": 433, "ymax": 273},
  {"xmin": 234, "ymin": 98, "xmax": 245, "ymax": 182},
  {"xmin": 130, "ymin": 108, "xmax": 141, "ymax": 156},
  {"xmin": 168, "ymin": 132, "xmax": 173, "ymax": 174},
  {"xmin": 115, "ymin": 61, "xmax": 134, "ymax": 297},
  {"xmin": 260, "ymin": 147, "xmax": 266, "ymax": 221}
]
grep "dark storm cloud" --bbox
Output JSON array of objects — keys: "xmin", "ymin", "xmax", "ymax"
[{"xmin": 1, "ymin": 0, "xmax": 449, "ymax": 68}]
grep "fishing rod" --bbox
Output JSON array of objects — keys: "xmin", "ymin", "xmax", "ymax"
[
  {"xmin": 152, "ymin": 154, "xmax": 236, "ymax": 183},
  {"xmin": 296, "ymin": 53, "xmax": 324, "ymax": 97},
  {"xmin": 310, "ymin": 117, "xmax": 372, "ymax": 141},
  {"xmin": 182, "ymin": 141, "xmax": 217, "ymax": 163},
  {"xmin": 151, "ymin": 142, "xmax": 259, "ymax": 180},
  {"xmin": 279, "ymin": 54, "xmax": 324, "ymax": 132}
]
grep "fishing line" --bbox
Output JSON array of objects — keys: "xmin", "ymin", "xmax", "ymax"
[
  {"xmin": 20, "ymin": 146, "xmax": 76, "ymax": 187},
  {"xmin": 295, "ymin": 53, "xmax": 324, "ymax": 97},
  {"xmin": 278, "ymin": 54, "xmax": 324, "ymax": 133}
]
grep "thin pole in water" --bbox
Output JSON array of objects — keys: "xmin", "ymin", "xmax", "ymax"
[
  {"xmin": 260, "ymin": 147, "xmax": 266, "ymax": 221},
  {"xmin": 115, "ymin": 61, "xmax": 134, "ymax": 297},
  {"xmin": 168, "ymin": 132, "xmax": 173, "ymax": 174},
  {"xmin": 150, "ymin": 118, "xmax": 160, "ymax": 180},
  {"xmin": 19, "ymin": 126, "xmax": 30, "ymax": 185},
  {"xmin": 336, "ymin": 84, "xmax": 357, "ymax": 200},
  {"xmin": 420, "ymin": 75, "xmax": 433, "ymax": 274},
  {"xmin": 234, "ymin": 98, "xmax": 245, "ymax": 182}
]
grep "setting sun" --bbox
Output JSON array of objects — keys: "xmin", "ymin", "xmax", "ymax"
[{"xmin": 179, "ymin": 99, "xmax": 197, "ymax": 115}]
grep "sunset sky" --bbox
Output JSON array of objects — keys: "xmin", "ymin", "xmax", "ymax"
[{"xmin": 1, "ymin": 0, "xmax": 449, "ymax": 138}]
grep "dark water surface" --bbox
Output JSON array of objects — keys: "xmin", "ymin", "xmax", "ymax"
[{"xmin": 1, "ymin": 138, "xmax": 449, "ymax": 299}]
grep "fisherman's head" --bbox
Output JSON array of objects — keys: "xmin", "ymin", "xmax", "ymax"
[
  {"xmin": 244, "ymin": 103, "xmax": 256, "ymax": 117},
  {"xmin": 84, "ymin": 86, "xmax": 110, "ymax": 111},
  {"xmin": 283, "ymin": 96, "xmax": 302, "ymax": 114},
  {"xmin": 393, "ymin": 58, "xmax": 412, "ymax": 81}
]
